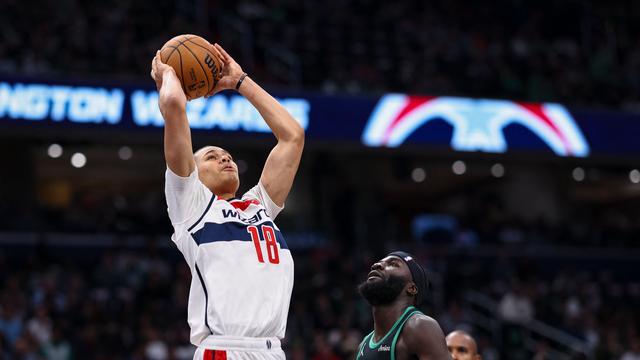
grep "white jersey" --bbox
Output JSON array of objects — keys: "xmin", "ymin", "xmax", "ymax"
[{"xmin": 165, "ymin": 168, "xmax": 294, "ymax": 346}]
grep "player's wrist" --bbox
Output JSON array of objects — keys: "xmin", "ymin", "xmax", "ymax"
[{"xmin": 235, "ymin": 73, "xmax": 249, "ymax": 91}]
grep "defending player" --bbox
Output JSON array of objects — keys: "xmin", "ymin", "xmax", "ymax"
[
  {"xmin": 356, "ymin": 251, "xmax": 451, "ymax": 360},
  {"xmin": 446, "ymin": 331, "xmax": 481, "ymax": 360},
  {"xmin": 150, "ymin": 43, "xmax": 304, "ymax": 359}
]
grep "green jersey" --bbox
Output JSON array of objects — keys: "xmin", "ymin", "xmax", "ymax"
[{"xmin": 356, "ymin": 306, "xmax": 423, "ymax": 360}]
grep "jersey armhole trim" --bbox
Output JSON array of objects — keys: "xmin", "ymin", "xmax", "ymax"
[
  {"xmin": 187, "ymin": 194, "xmax": 216, "ymax": 232},
  {"xmin": 390, "ymin": 310, "xmax": 422, "ymax": 360},
  {"xmin": 257, "ymin": 181, "xmax": 284, "ymax": 211},
  {"xmin": 356, "ymin": 332, "xmax": 372, "ymax": 360},
  {"xmin": 368, "ymin": 306, "xmax": 416, "ymax": 349},
  {"xmin": 195, "ymin": 263, "xmax": 214, "ymax": 335}
]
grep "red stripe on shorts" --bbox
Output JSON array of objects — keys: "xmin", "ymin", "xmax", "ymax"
[
  {"xmin": 203, "ymin": 349, "xmax": 214, "ymax": 360},
  {"xmin": 203, "ymin": 348, "xmax": 227, "ymax": 360}
]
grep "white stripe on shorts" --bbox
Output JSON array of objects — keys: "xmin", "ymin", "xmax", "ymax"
[{"xmin": 199, "ymin": 335, "xmax": 281, "ymax": 352}]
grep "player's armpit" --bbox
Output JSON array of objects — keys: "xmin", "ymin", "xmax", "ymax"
[{"xmin": 403, "ymin": 315, "xmax": 453, "ymax": 360}]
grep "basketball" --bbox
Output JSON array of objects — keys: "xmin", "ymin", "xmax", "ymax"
[{"xmin": 159, "ymin": 34, "xmax": 223, "ymax": 100}]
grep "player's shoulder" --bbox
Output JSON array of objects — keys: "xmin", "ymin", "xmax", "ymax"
[
  {"xmin": 406, "ymin": 312, "xmax": 440, "ymax": 329},
  {"xmin": 239, "ymin": 185, "xmax": 263, "ymax": 204},
  {"xmin": 400, "ymin": 312, "xmax": 449, "ymax": 358},
  {"xmin": 403, "ymin": 312, "xmax": 445, "ymax": 342}
]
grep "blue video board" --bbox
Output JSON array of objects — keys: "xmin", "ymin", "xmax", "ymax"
[{"xmin": 1, "ymin": 77, "xmax": 639, "ymax": 158}]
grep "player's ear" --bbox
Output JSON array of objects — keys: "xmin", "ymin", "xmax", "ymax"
[{"xmin": 407, "ymin": 282, "xmax": 418, "ymax": 297}]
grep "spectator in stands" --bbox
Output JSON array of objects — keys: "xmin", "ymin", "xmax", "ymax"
[
  {"xmin": 620, "ymin": 338, "xmax": 640, "ymax": 360},
  {"xmin": 2, "ymin": 0, "xmax": 640, "ymax": 107},
  {"xmin": 498, "ymin": 282, "xmax": 534, "ymax": 324}
]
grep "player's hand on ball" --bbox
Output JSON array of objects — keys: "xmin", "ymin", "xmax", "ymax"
[
  {"xmin": 151, "ymin": 51, "xmax": 187, "ymax": 107},
  {"xmin": 151, "ymin": 51, "xmax": 176, "ymax": 91},
  {"xmin": 207, "ymin": 44, "xmax": 246, "ymax": 96}
]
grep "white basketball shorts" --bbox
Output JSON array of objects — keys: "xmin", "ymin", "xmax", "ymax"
[{"xmin": 193, "ymin": 336, "xmax": 285, "ymax": 360}]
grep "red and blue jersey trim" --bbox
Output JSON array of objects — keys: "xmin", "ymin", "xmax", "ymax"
[
  {"xmin": 229, "ymin": 198, "xmax": 260, "ymax": 211},
  {"xmin": 191, "ymin": 220, "xmax": 289, "ymax": 250},
  {"xmin": 188, "ymin": 194, "xmax": 217, "ymax": 232}
]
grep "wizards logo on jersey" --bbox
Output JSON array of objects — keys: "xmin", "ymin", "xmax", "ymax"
[
  {"xmin": 361, "ymin": 94, "xmax": 590, "ymax": 157},
  {"xmin": 191, "ymin": 220, "xmax": 288, "ymax": 249},
  {"xmin": 221, "ymin": 208, "xmax": 267, "ymax": 224},
  {"xmin": 186, "ymin": 191, "xmax": 290, "ymax": 263}
]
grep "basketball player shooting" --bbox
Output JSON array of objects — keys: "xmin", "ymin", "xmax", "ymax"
[
  {"xmin": 356, "ymin": 251, "xmax": 451, "ymax": 360},
  {"xmin": 150, "ymin": 43, "xmax": 304, "ymax": 360}
]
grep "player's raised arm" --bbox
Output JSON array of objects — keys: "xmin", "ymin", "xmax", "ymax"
[
  {"xmin": 151, "ymin": 51, "xmax": 195, "ymax": 177},
  {"xmin": 209, "ymin": 44, "xmax": 305, "ymax": 207}
]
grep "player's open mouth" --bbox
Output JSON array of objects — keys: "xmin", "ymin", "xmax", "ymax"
[{"xmin": 367, "ymin": 270, "xmax": 383, "ymax": 280}]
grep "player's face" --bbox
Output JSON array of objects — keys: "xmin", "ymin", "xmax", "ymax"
[
  {"xmin": 357, "ymin": 256, "xmax": 413, "ymax": 306},
  {"xmin": 446, "ymin": 333, "xmax": 480, "ymax": 360},
  {"xmin": 195, "ymin": 146, "xmax": 240, "ymax": 195},
  {"xmin": 366, "ymin": 256, "xmax": 411, "ymax": 284}
]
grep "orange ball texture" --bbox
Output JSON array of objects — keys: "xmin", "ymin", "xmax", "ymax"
[{"xmin": 159, "ymin": 34, "xmax": 223, "ymax": 100}]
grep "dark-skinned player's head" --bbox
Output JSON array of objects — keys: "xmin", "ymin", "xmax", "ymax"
[
  {"xmin": 193, "ymin": 146, "xmax": 240, "ymax": 196},
  {"xmin": 446, "ymin": 330, "xmax": 481, "ymax": 360},
  {"xmin": 358, "ymin": 251, "xmax": 429, "ymax": 307}
]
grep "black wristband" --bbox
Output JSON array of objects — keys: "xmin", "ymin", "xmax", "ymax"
[{"xmin": 235, "ymin": 73, "xmax": 248, "ymax": 90}]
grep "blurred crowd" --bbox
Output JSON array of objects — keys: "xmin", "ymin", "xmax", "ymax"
[
  {"xmin": 1, "ymin": 1, "xmax": 640, "ymax": 357},
  {"xmin": 1, "ymin": 242, "xmax": 639, "ymax": 359},
  {"xmin": 1, "ymin": 0, "xmax": 640, "ymax": 108},
  {"xmin": 2, "ymin": 181, "xmax": 639, "ymax": 250},
  {"xmin": 437, "ymin": 252, "xmax": 640, "ymax": 360}
]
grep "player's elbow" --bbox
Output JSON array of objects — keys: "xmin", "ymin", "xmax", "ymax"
[
  {"xmin": 290, "ymin": 125, "xmax": 305, "ymax": 147},
  {"xmin": 159, "ymin": 92, "xmax": 186, "ymax": 116},
  {"xmin": 286, "ymin": 122, "xmax": 305, "ymax": 147},
  {"xmin": 278, "ymin": 123, "xmax": 305, "ymax": 151}
]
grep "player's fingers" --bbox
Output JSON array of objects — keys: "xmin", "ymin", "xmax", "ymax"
[
  {"xmin": 214, "ymin": 43, "xmax": 233, "ymax": 62},
  {"xmin": 152, "ymin": 62, "xmax": 159, "ymax": 78},
  {"xmin": 209, "ymin": 45, "xmax": 226, "ymax": 66},
  {"xmin": 151, "ymin": 68, "xmax": 158, "ymax": 82},
  {"xmin": 151, "ymin": 54, "xmax": 158, "ymax": 71}
]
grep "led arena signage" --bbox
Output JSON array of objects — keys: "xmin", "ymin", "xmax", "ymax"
[
  {"xmin": 0, "ymin": 82, "xmax": 125, "ymax": 124},
  {"xmin": 362, "ymin": 94, "xmax": 590, "ymax": 157},
  {"xmin": 0, "ymin": 81, "xmax": 310, "ymax": 133},
  {"xmin": 2, "ymin": 78, "xmax": 638, "ymax": 157},
  {"xmin": 130, "ymin": 90, "xmax": 310, "ymax": 132}
]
